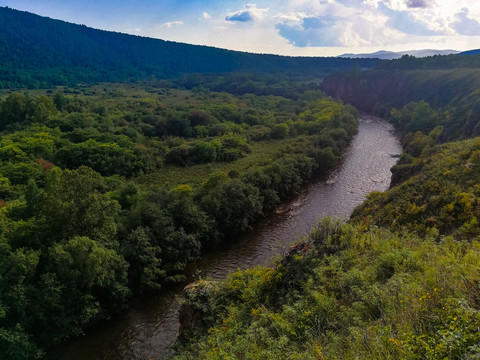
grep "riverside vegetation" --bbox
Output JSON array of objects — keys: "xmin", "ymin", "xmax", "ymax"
[
  {"xmin": 2, "ymin": 6, "xmax": 480, "ymax": 360},
  {"xmin": 0, "ymin": 82, "xmax": 359, "ymax": 358},
  {"xmin": 172, "ymin": 137, "xmax": 480, "ymax": 359},
  {"xmin": 171, "ymin": 57, "xmax": 480, "ymax": 360}
]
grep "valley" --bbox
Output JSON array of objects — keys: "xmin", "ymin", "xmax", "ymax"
[{"xmin": 1, "ymin": 5, "xmax": 480, "ymax": 360}]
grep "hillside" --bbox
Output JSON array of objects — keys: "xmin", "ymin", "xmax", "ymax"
[
  {"xmin": 171, "ymin": 137, "xmax": 480, "ymax": 360},
  {"xmin": 0, "ymin": 7, "xmax": 380, "ymax": 89},
  {"xmin": 322, "ymin": 56, "xmax": 480, "ymax": 139},
  {"xmin": 459, "ymin": 49, "xmax": 480, "ymax": 56},
  {"xmin": 169, "ymin": 50, "xmax": 480, "ymax": 360},
  {"xmin": 171, "ymin": 96, "xmax": 480, "ymax": 360}
]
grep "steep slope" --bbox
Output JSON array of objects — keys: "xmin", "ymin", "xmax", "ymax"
[
  {"xmin": 322, "ymin": 54, "xmax": 480, "ymax": 139},
  {"xmin": 0, "ymin": 7, "xmax": 380, "ymax": 88},
  {"xmin": 172, "ymin": 122, "xmax": 480, "ymax": 360}
]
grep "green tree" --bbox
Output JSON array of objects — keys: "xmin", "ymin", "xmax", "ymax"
[
  {"xmin": 270, "ymin": 123, "xmax": 290, "ymax": 139},
  {"xmin": 26, "ymin": 95, "xmax": 56, "ymax": 123},
  {"xmin": 41, "ymin": 166, "xmax": 120, "ymax": 247},
  {"xmin": 216, "ymin": 180, "xmax": 263, "ymax": 235},
  {"xmin": 0, "ymin": 93, "xmax": 28, "ymax": 130},
  {"xmin": 48, "ymin": 235, "xmax": 129, "ymax": 331}
]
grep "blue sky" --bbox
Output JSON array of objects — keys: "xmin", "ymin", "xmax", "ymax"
[{"xmin": 2, "ymin": 0, "xmax": 480, "ymax": 56}]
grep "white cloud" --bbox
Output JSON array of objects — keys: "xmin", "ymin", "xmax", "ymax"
[
  {"xmin": 225, "ymin": 4, "xmax": 268, "ymax": 23},
  {"xmin": 452, "ymin": 7, "xmax": 480, "ymax": 35},
  {"xmin": 163, "ymin": 21, "xmax": 184, "ymax": 28},
  {"xmin": 273, "ymin": 11, "xmax": 307, "ymax": 22},
  {"xmin": 143, "ymin": 0, "xmax": 480, "ymax": 57},
  {"xmin": 271, "ymin": 0, "xmax": 480, "ymax": 50},
  {"xmin": 274, "ymin": 1, "xmax": 397, "ymax": 47}
]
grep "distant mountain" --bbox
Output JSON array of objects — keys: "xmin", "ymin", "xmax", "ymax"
[
  {"xmin": 458, "ymin": 49, "xmax": 480, "ymax": 55},
  {"xmin": 339, "ymin": 49, "xmax": 459, "ymax": 60},
  {"xmin": 0, "ymin": 7, "xmax": 381, "ymax": 89}
]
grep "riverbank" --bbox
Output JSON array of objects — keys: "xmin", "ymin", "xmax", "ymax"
[
  {"xmin": 171, "ymin": 127, "xmax": 480, "ymax": 360},
  {"xmin": 49, "ymin": 116, "xmax": 401, "ymax": 359},
  {"xmin": 0, "ymin": 86, "xmax": 362, "ymax": 359}
]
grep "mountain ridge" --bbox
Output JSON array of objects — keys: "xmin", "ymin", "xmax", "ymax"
[
  {"xmin": 0, "ymin": 6, "xmax": 380, "ymax": 88},
  {"xmin": 339, "ymin": 49, "xmax": 459, "ymax": 59}
]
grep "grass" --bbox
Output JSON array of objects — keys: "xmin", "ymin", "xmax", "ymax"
[{"xmin": 136, "ymin": 138, "xmax": 293, "ymax": 190}]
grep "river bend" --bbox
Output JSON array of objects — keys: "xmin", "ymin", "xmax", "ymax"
[{"xmin": 50, "ymin": 115, "xmax": 402, "ymax": 360}]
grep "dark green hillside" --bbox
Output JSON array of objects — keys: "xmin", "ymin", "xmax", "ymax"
[
  {"xmin": 0, "ymin": 7, "xmax": 380, "ymax": 89},
  {"xmin": 459, "ymin": 49, "xmax": 480, "ymax": 56},
  {"xmin": 378, "ymin": 53, "xmax": 480, "ymax": 70},
  {"xmin": 323, "ymin": 67, "xmax": 480, "ymax": 115},
  {"xmin": 322, "ymin": 56, "xmax": 480, "ymax": 140}
]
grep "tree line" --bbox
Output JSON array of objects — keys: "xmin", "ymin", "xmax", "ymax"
[{"xmin": 0, "ymin": 7, "xmax": 380, "ymax": 89}]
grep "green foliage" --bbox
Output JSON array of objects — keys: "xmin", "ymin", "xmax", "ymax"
[
  {"xmin": 0, "ymin": 93, "xmax": 57, "ymax": 130},
  {"xmin": 171, "ymin": 69, "xmax": 480, "ymax": 359},
  {"xmin": 323, "ymin": 66, "xmax": 480, "ymax": 140},
  {"xmin": 354, "ymin": 137, "xmax": 480, "ymax": 239},
  {"xmin": 172, "ymin": 217, "xmax": 480, "ymax": 360},
  {"xmin": 0, "ymin": 7, "xmax": 380, "ymax": 89},
  {"xmin": 0, "ymin": 80, "xmax": 359, "ymax": 358},
  {"xmin": 271, "ymin": 123, "xmax": 290, "ymax": 139},
  {"xmin": 390, "ymin": 101, "xmax": 443, "ymax": 133},
  {"xmin": 0, "ymin": 167, "xmax": 131, "ymax": 358},
  {"xmin": 55, "ymin": 139, "xmax": 140, "ymax": 176}
]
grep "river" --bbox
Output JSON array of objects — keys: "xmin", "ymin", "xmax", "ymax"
[{"xmin": 49, "ymin": 115, "xmax": 402, "ymax": 360}]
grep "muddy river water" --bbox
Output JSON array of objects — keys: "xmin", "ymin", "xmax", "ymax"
[{"xmin": 50, "ymin": 115, "xmax": 402, "ymax": 360}]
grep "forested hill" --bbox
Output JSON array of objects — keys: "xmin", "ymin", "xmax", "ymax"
[
  {"xmin": 171, "ymin": 55, "xmax": 480, "ymax": 360},
  {"xmin": 0, "ymin": 7, "xmax": 380, "ymax": 89},
  {"xmin": 322, "ymin": 54, "xmax": 480, "ymax": 139}
]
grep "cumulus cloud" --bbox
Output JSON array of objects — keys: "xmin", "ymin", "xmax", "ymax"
[
  {"xmin": 379, "ymin": 3, "xmax": 444, "ymax": 35},
  {"xmin": 273, "ymin": 12, "xmax": 306, "ymax": 22},
  {"xmin": 452, "ymin": 8, "xmax": 480, "ymax": 36},
  {"xmin": 365, "ymin": 0, "xmax": 435, "ymax": 11},
  {"xmin": 163, "ymin": 21, "xmax": 184, "ymax": 28},
  {"xmin": 134, "ymin": 0, "xmax": 480, "ymax": 56},
  {"xmin": 226, "ymin": 11, "xmax": 253, "ymax": 22},
  {"xmin": 275, "ymin": 16, "xmax": 345, "ymax": 47},
  {"xmin": 406, "ymin": 0, "xmax": 434, "ymax": 9},
  {"xmin": 274, "ymin": 2, "xmax": 395, "ymax": 48},
  {"xmin": 225, "ymin": 4, "xmax": 268, "ymax": 23}
]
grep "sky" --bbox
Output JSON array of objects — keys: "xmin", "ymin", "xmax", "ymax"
[{"xmin": 1, "ymin": 0, "xmax": 480, "ymax": 56}]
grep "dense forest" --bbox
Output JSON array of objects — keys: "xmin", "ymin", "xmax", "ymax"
[
  {"xmin": 171, "ymin": 57, "xmax": 480, "ymax": 359},
  {"xmin": 0, "ymin": 7, "xmax": 381, "ymax": 89},
  {"xmin": 0, "ymin": 81, "xmax": 360, "ymax": 358},
  {"xmin": 322, "ymin": 57, "xmax": 480, "ymax": 138},
  {"xmin": 2, "ymin": 5, "xmax": 480, "ymax": 360}
]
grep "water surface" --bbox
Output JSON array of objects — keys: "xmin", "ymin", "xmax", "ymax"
[{"xmin": 50, "ymin": 115, "xmax": 401, "ymax": 360}]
